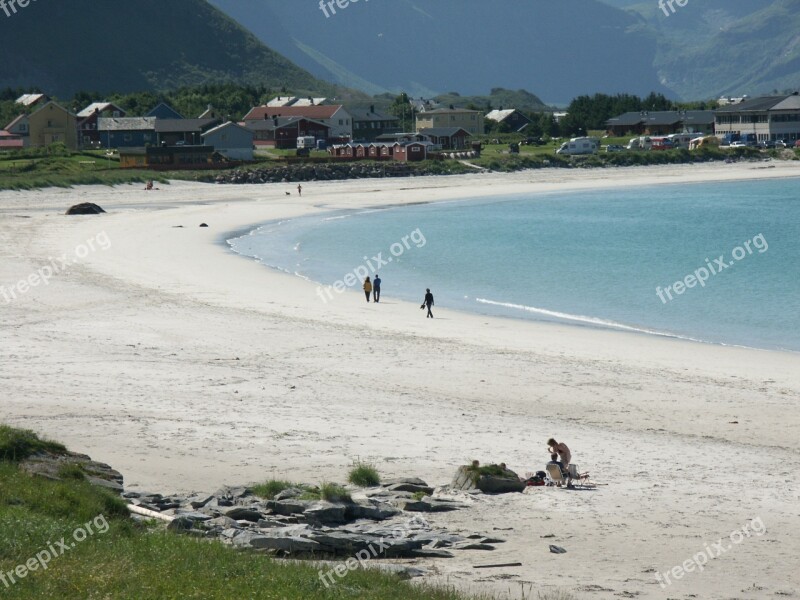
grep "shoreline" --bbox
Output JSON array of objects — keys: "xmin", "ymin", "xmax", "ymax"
[{"xmin": 2, "ymin": 161, "xmax": 799, "ymax": 599}]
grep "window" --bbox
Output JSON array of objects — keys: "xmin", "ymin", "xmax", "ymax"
[
  {"xmin": 47, "ymin": 120, "xmax": 53, "ymax": 127},
  {"xmin": 339, "ymin": 119, "xmax": 344, "ymax": 125},
  {"xmin": 411, "ymin": 146, "xmax": 420, "ymax": 152}
]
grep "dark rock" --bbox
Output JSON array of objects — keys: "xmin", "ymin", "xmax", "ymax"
[
  {"xmin": 246, "ymin": 535, "xmax": 321, "ymax": 554},
  {"xmin": 382, "ymin": 477, "xmax": 430, "ymax": 488},
  {"xmin": 189, "ymin": 495, "xmax": 214, "ymax": 509},
  {"xmin": 385, "ymin": 482, "xmax": 434, "ymax": 495},
  {"xmin": 345, "ymin": 500, "xmax": 400, "ymax": 521},
  {"xmin": 549, "ymin": 545, "xmax": 567, "ymax": 554},
  {"xmin": 265, "ymin": 500, "xmax": 307, "ymax": 516},
  {"xmin": 453, "ymin": 542, "xmax": 495, "ymax": 551},
  {"xmin": 409, "ymin": 548, "xmax": 455, "ymax": 558},
  {"xmin": 274, "ymin": 487, "xmax": 305, "ymax": 501},
  {"xmin": 167, "ymin": 517, "xmax": 195, "ymax": 533},
  {"xmin": 305, "ymin": 502, "xmax": 347, "ymax": 526},
  {"xmin": 224, "ymin": 507, "xmax": 263, "ymax": 522},
  {"xmin": 66, "ymin": 203, "xmax": 105, "ymax": 215},
  {"xmin": 451, "ymin": 465, "xmax": 525, "ymax": 494},
  {"xmin": 199, "ymin": 223, "xmax": 208, "ymax": 228},
  {"xmin": 175, "ymin": 510, "xmax": 213, "ymax": 522}
]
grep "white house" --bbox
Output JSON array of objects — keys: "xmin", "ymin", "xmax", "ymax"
[{"xmin": 201, "ymin": 121, "xmax": 254, "ymax": 161}]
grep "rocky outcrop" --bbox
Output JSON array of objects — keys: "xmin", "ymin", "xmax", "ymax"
[
  {"xmin": 21, "ymin": 451, "xmax": 124, "ymax": 492},
  {"xmin": 452, "ymin": 465, "xmax": 526, "ymax": 494}
]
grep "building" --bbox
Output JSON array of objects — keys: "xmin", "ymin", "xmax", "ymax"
[
  {"xmin": 329, "ymin": 141, "xmax": 430, "ymax": 162},
  {"xmin": 154, "ymin": 118, "xmax": 220, "ymax": 146},
  {"xmin": 77, "ymin": 102, "xmax": 126, "ymax": 148},
  {"xmin": 146, "ymin": 103, "xmax": 184, "ymax": 120},
  {"xmin": 118, "ymin": 145, "xmax": 217, "ymax": 170},
  {"xmin": 605, "ymin": 110, "xmax": 715, "ymax": 136},
  {"xmin": 201, "ymin": 121, "xmax": 254, "ymax": 161},
  {"xmin": 27, "ymin": 101, "xmax": 78, "ymax": 150},
  {"xmin": 351, "ymin": 106, "xmax": 401, "ymax": 141},
  {"xmin": 417, "ymin": 127, "xmax": 471, "ymax": 150},
  {"xmin": 4, "ymin": 115, "xmax": 30, "ymax": 146},
  {"xmin": 244, "ymin": 117, "xmax": 330, "ymax": 149},
  {"xmin": 99, "ymin": 117, "xmax": 157, "ymax": 148},
  {"xmin": 243, "ymin": 105, "xmax": 353, "ymax": 142},
  {"xmin": 714, "ymin": 93, "xmax": 800, "ymax": 142},
  {"xmin": 0, "ymin": 129, "xmax": 24, "ymax": 150},
  {"xmin": 485, "ymin": 109, "xmax": 532, "ymax": 132},
  {"xmin": 415, "ymin": 108, "xmax": 483, "ymax": 136}
]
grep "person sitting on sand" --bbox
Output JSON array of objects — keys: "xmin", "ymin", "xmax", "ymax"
[{"xmin": 363, "ymin": 277, "xmax": 372, "ymax": 303}]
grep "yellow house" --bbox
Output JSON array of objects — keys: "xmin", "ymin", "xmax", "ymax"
[
  {"xmin": 28, "ymin": 101, "xmax": 78, "ymax": 150},
  {"xmin": 415, "ymin": 108, "xmax": 483, "ymax": 135}
]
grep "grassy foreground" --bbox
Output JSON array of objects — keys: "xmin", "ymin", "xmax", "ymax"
[{"xmin": 0, "ymin": 426, "xmax": 485, "ymax": 600}]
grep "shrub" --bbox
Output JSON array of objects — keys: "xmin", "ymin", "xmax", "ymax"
[
  {"xmin": 251, "ymin": 480, "xmax": 301, "ymax": 500},
  {"xmin": 0, "ymin": 425, "xmax": 66, "ymax": 461},
  {"xmin": 347, "ymin": 460, "xmax": 380, "ymax": 487},
  {"xmin": 319, "ymin": 482, "xmax": 351, "ymax": 503}
]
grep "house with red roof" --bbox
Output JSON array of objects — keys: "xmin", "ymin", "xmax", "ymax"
[{"xmin": 243, "ymin": 104, "xmax": 352, "ymax": 143}]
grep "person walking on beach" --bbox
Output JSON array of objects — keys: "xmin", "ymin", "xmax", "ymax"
[
  {"xmin": 373, "ymin": 274, "xmax": 381, "ymax": 303},
  {"xmin": 363, "ymin": 277, "xmax": 372, "ymax": 303},
  {"xmin": 422, "ymin": 288, "xmax": 434, "ymax": 318},
  {"xmin": 297, "ymin": 184, "xmax": 302, "ymax": 196}
]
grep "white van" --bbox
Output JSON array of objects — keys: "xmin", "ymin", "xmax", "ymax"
[
  {"xmin": 626, "ymin": 136, "xmax": 652, "ymax": 151},
  {"xmin": 556, "ymin": 137, "xmax": 599, "ymax": 155},
  {"xmin": 666, "ymin": 133, "xmax": 694, "ymax": 149},
  {"xmin": 296, "ymin": 136, "xmax": 316, "ymax": 149}
]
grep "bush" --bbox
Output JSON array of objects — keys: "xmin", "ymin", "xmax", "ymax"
[
  {"xmin": 251, "ymin": 480, "xmax": 299, "ymax": 500},
  {"xmin": 347, "ymin": 460, "xmax": 380, "ymax": 487}
]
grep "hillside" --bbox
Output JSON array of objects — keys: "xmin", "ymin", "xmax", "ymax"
[
  {"xmin": 210, "ymin": 0, "xmax": 667, "ymax": 105},
  {"xmin": 0, "ymin": 0, "xmax": 351, "ymax": 99}
]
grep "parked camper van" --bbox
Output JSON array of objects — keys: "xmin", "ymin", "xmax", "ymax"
[
  {"xmin": 556, "ymin": 137, "xmax": 599, "ymax": 155},
  {"xmin": 666, "ymin": 133, "xmax": 694, "ymax": 149},
  {"xmin": 296, "ymin": 136, "xmax": 316, "ymax": 149},
  {"xmin": 689, "ymin": 136, "xmax": 720, "ymax": 150},
  {"xmin": 626, "ymin": 136, "xmax": 652, "ymax": 151}
]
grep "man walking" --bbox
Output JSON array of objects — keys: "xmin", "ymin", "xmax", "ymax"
[
  {"xmin": 373, "ymin": 274, "xmax": 381, "ymax": 303},
  {"xmin": 422, "ymin": 288, "xmax": 434, "ymax": 318}
]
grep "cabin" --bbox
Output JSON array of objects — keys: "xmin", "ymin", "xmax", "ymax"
[
  {"xmin": 118, "ymin": 145, "xmax": 217, "ymax": 170},
  {"xmin": 201, "ymin": 121, "xmax": 254, "ymax": 161},
  {"xmin": 98, "ymin": 117, "xmax": 157, "ymax": 148},
  {"xmin": 351, "ymin": 106, "xmax": 401, "ymax": 141},
  {"xmin": 244, "ymin": 117, "xmax": 330, "ymax": 149},
  {"xmin": 417, "ymin": 127, "xmax": 471, "ymax": 150}
]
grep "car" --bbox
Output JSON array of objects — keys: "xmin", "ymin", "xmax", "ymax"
[
  {"xmin": 604, "ymin": 144, "xmax": 624, "ymax": 153},
  {"xmin": 758, "ymin": 140, "xmax": 776, "ymax": 149},
  {"xmin": 730, "ymin": 141, "xmax": 747, "ymax": 148},
  {"xmin": 795, "ymin": 140, "xmax": 800, "ymax": 148},
  {"xmin": 775, "ymin": 140, "xmax": 788, "ymax": 149}
]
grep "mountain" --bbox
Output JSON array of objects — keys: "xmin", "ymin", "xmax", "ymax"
[
  {"xmin": 212, "ymin": 0, "xmax": 800, "ymax": 103},
  {"xmin": 209, "ymin": 0, "xmax": 668, "ymax": 105},
  {"xmin": 0, "ymin": 0, "xmax": 348, "ymax": 99}
]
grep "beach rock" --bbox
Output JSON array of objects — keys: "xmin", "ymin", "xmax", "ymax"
[
  {"xmin": 167, "ymin": 516, "xmax": 195, "ymax": 533},
  {"xmin": 409, "ymin": 548, "xmax": 455, "ymax": 558},
  {"xmin": 199, "ymin": 223, "xmax": 208, "ymax": 228},
  {"xmin": 189, "ymin": 494, "xmax": 214, "ymax": 509},
  {"xmin": 549, "ymin": 545, "xmax": 567, "ymax": 554},
  {"xmin": 247, "ymin": 535, "xmax": 321, "ymax": 554},
  {"xmin": 175, "ymin": 510, "xmax": 213, "ymax": 522},
  {"xmin": 274, "ymin": 487, "xmax": 306, "ymax": 501},
  {"xmin": 345, "ymin": 500, "xmax": 400, "ymax": 521},
  {"xmin": 305, "ymin": 502, "xmax": 347, "ymax": 525},
  {"xmin": 66, "ymin": 202, "xmax": 105, "ymax": 215},
  {"xmin": 385, "ymin": 482, "xmax": 434, "ymax": 495},
  {"xmin": 451, "ymin": 465, "xmax": 525, "ymax": 494},
  {"xmin": 265, "ymin": 500, "xmax": 308, "ymax": 516},
  {"xmin": 224, "ymin": 507, "xmax": 263, "ymax": 522},
  {"xmin": 382, "ymin": 477, "xmax": 430, "ymax": 488}
]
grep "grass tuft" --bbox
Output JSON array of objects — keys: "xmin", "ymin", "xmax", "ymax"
[
  {"xmin": 251, "ymin": 480, "xmax": 300, "ymax": 500},
  {"xmin": 319, "ymin": 482, "xmax": 351, "ymax": 503},
  {"xmin": 0, "ymin": 425, "xmax": 66, "ymax": 461},
  {"xmin": 347, "ymin": 459, "xmax": 381, "ymax": 487}
]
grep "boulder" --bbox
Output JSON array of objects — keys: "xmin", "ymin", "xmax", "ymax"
[
  {"xmin": 224, "ymin": 507, "xmax": 263, "ymax": 522},
  {"xmin": 65, "ymin": 203, "xmax": 105, "ymax": 215},
  {"xmin": 385, "ymin": 482, "xmax": 434, "ymax": 495},
  {"xmin": 304, "ymin": 501, "xmax": 347, "ymax": 526},
  {"xmin": 265, "ymin": 500, "xmax": 308, "ymax": 516},
  {"xmin": 451, "ymin": 465, "xmax": 525, "ymax": 494}
]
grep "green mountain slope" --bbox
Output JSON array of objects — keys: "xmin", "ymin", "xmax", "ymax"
[{"xmin": 0, "ymin": 0, "xmax": 350, "ymax": 99}]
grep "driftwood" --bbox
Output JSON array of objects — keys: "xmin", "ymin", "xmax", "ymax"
[
  {"xmin": 473, "ymin": 562, "xmax": 523, "ymax": 569},
  {"xmin": 128, "ymin": 504, "xmax": 174, "ymax": 522}
]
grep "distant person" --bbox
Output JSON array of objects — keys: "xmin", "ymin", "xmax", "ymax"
[
  {"xmin": 363, "ymin": 277, "xmax": 372, "ymax": 303},
  {"xmin": 547, "ymin": 438, "xmax": 571, "ymax": 470},
  {"xmin": 547, "ymin": 453, "xmax": 564, "ymax": 473},
  {"xmin": 421, "ymin": 288, "xmax": 434, "ymax": 318},
  {"xmin": 297, "ymin": 184, "xmax": 302, "ymax": 196},
  {"xmin": 373, "ymin": 274, "xmax": 381, "ymax": 303}
]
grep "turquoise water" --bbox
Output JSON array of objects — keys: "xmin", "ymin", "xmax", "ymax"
[{"xmin": 229, "ymin": 178, "xmax": 800, "ymax": 352}]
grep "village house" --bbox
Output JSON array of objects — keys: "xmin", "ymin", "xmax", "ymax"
[
  {"xmin": 201, "ymin": 121, "xmax": 254, "ymax": 161},
  {"xmin": 485, "ymin": 109, "xmax": 532, "ymax": 132},
  {"xmin": 415, "ymin": 107, "xmax": 483, "ymax": 136},
  {"xmin": 4, "ymin": 115, "xmax": 30, "ymax": 147},
  {"xmin": 714, "ymin": 93, "xmax": 800, "ymax": 143},
  {"xmin": 244, "ymin": 117, "xmax": 330, "ymax": 149},
  {"xmin": 328, "ymin": 140, "xmax": 430, "ymax": 162},
  {"xmin": 243, "ymin": 104, "xmax": 352, "ymax": 142},
  {"xmin": 605, "ymin": 110, "xmax": 715, "ymax": 136},
  {"xmin": 351, "ymin": 106, "xmax": 401, "ymax": 141},
  {"xmin": 98, "ymin": 117, "xmax": 157, "ymax": 148},
  {"xmin": 0, "ymin": 128, "xmax": 24, "ymax": 150},
  {"xmin": 154, "ymin": 118, "xmax": 220, "ymax": 146},
  {"xmin": 77, "ymin": 102, "xmax": 126, "ymax": 148},
  {"xmin": 27, "ymin": 101, "xmax": 79, "ymax": 150},
  {"xmin": 146, "ymin": 103, "xmax": 184, "ymax": 120},
  {"xmin": 15, "ymin": 93, "xmax": 49, "ymax": 110},
  {"xmin": 118, "ymin": 145, "xmax": 217, "ymax": 170},
  {"xmin": 417, "ymin": 127, "xmax": 471, "ymax": 150}
]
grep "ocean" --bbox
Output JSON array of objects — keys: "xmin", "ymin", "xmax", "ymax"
[{"xmin": 228, "ymin": 178, "xmax": 800, "ymax": 352}]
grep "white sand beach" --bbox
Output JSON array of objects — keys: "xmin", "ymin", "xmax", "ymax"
[{"xmin": 2, "ymin": 162, "xmax": 799, "ymax": 599}]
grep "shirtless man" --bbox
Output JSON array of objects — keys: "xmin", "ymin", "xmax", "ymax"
[{"xmin": 547, "ymin": 438, "xmax": 573, "ymax": 487}]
